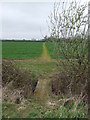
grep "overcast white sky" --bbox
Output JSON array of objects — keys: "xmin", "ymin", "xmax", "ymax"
[
  {"xmin": 0, "ymin": 0, "xmax": 89, "ymax": 40},
  {"xmin": 2, "ymin": 2, "xmax": 54, "ymax": 40}
]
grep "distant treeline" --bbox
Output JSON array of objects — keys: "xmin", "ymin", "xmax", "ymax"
[
  {"xmin": 2, "ymin": 39, "xmax": 48, "ymax": 42},
  {"xmin": 1, "ymin": 35, "xmax": 87, "ymax": 42}
]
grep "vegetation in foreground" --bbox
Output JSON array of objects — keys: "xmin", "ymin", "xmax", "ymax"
[
  {"xmin": 3, "ymin": 99, "xmax": 87, "ymax": 118},
  {"xmin": 2, "ymin": 60, "xmax": 88, "ymax": 118}
]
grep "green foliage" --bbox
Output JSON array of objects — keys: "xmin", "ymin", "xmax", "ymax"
[
  {"xmin": 2, "ymin": 100, "xmax": 87, "ymax": 118},
  {"xmin": 28, "ymin": 107, "xmax": 41, "ymax": 118},
  {"xmin": 2, "ymin": 103, "xmax": 22, "ymax": 118},
  {"xmin": 48, "ymin": 1, "xmax": 88, "ymax": 99},
  {"xmin": 55, "ymin": 39, "xmax": 88, "ymax": 59}
]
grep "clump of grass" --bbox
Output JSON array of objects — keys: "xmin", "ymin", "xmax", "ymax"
[
  {"xmin": 2, "ymin": 60, "xmax": 38, "ymax": 99},
  {"xmin": 27, "ymin": 99, "xmax": 87, "ymax": 118},
  {"xmin": 2, "ymin": 97, "xmax": 88, "ymax": 118},
  {"xmin": 2, "ymin": 103, "xmax": 22, "ymax": 118},
  {"xmin": 51, "ymin": 72, "xmax": 88, "ymax": 103}
]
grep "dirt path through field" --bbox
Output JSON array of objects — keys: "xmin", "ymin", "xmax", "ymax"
[
  {"xmin": 41, "ymin": 43, "xmax": 51, "ymax": 61},
  {"xmin": 34, "ymin": 43, "xmax": 52, "ymax": 99}
]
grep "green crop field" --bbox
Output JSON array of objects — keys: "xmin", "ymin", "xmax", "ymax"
[
  {"xmin": 2, "ymin": 40, "xmax": 87, "ymax": 60},
  {"xmin": 2, "ymin": 41, "xmax": 55, "ymax": 59},
  {"xmin": 2, "ymin": 41, "xmax": 44, "ymax": 59},
  {"xmin": 45, "ymin": 42, "xmax": 55, "ymax": 59}
]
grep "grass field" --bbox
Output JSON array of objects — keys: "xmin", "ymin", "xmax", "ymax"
[
  {"xmin": 2, "ymin": 41, "xmax": 43, "ymax": 59},
  {"xmin": 15, "ymin": 60, "xmax": 57, "ymax": 77},
  {"xmin": 3, "ymin": 40, "xmax": 88, "ymax": 60},
  {"xmin": 2, "ymin": 41, "xmax": 55, "ymax": 59},
  {"xmin": 45, "ymin": 42, "xmax": 55, "ymax": 59},
  {"xmin": 2, "ymin": 41, "xmax": 57, "ymax": 77}
]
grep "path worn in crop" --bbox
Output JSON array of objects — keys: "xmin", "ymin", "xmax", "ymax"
[
  {"xmin": 41, "ymin": 43, "xmax": 51, "ymax": 61},
  {"xmin": 34, "ymin": 43, "xmax": 51, "ymax": 99}
]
